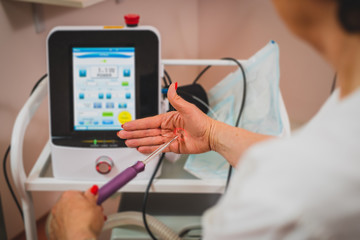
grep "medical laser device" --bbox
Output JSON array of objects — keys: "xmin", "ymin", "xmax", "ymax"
[
  {"xmin": 97, "ymin": 136, "xmax": 178, "ymax": 204},
  {"xmin": 47, "ymin": 16, "xmax": 162, "ymax": 180}
]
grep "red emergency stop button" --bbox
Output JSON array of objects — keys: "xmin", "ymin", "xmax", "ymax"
[{"xmin": 124, "ymin": 14, "xmax": 140, "ymax": 27}]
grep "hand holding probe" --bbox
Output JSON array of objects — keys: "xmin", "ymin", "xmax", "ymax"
[{"xmin": 97, "ymin": 136, "xmax": 178, "ymax": 205}]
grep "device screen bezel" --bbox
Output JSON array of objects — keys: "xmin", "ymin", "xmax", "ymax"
[{"xmin": 48, "ymin": 29, "xmax": 159, "ymax": 147}]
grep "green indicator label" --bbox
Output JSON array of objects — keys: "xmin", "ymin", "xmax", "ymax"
[
  {"xmin": 93, "ymin": 139, "xmax": 97, "ymax": 145},
  {"xmin": 102, "ymin": 112, "xmax": 113, "ymax": 117},
  {"xmin": 122, "ymin": 81, "xmax": 129, "ymax": 86}
]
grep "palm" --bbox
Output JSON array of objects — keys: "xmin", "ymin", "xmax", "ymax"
[
  {"xmin": 118, "ymin": 83, "xmax": 213, "ymax": 155},
  {"xmin": 159, "ymin": 110, "xmax": 211, "ymax": 154}
]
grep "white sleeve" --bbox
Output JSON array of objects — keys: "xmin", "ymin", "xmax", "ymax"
[
  {"xmin": 201, "ymin": 136, "xmax": 350, "ymax": 240},
  {"xmin": 202, "ymin": 143, "xmax": 303, "ymax": 240},
  {"xmin": 202, "ymin": 89, "xmax": 360, "ymax": 239}
]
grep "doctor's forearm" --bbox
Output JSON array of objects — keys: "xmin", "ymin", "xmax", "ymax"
[{"xmin": 209, "ymin": 120, "xmax": 273, "ymax": 167}]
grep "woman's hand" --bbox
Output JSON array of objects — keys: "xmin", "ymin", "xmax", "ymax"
[
  {"xmin": 118, "ymin": 82, "xmax": 273, "ymax": 166},
  {"xmin": 50, "ymin": 185, "xmax": 105, "ymax": 240},
  {"xmin": 118, "ymin": 83, "xmax": 215, "ymax": 154}
]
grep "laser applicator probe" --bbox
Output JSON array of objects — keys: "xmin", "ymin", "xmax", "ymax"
[{"xmin": 97, "ymin": 136, "xmax": 178, "ymax": 205}]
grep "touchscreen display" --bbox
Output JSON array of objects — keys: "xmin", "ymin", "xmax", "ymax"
[{"xmin": 72, "ymin": 47, "xmax": 135, "ymax": 130}]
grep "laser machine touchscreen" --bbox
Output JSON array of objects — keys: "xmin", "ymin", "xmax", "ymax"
[
  {"xmin": 72, "ymin": 47, "xmax": 135, "ymax": 131},
  {"xmin": 47, "ymin": 26, "xmax": 160, "ymax": 180}
]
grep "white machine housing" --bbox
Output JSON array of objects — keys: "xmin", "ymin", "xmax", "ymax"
[{"xmin": 47, "ymin": 26, "xmax": 162, "ymax": 180}]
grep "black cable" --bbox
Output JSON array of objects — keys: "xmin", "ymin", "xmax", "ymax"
[
  {"xmin": 3, "ymin": 146, "xmax": 23, "ymax": 220},
  {"xmin": 225, "ymin": 166, "xmax": 233, "ymax": 191},
  {"xmin": 178, "ymin": 226, "xmax": 202, "ymax": 238},
  {"xmin": 162, "ymin": 69, "xmax": 172, "ymax": 88},
  {"xmin": 30, "ymin": 73, "xmax": 47, "ymax": 95},
  {"xmin": 2, "ymin": 73, "xmax": 47, "ymax": 222},
  {"xmin": 222, "ymin": 58, "xmax": 247, "ymax": 127},
  {"xmin": 224, "ymin": 58, "xmax": 247, "ymax": 190},
  {"xmin": 164, "ymin": 69, "xmax": 172, "ymax": 85},
  {"xmin": 190, "ymin": 58, "xmax": 247, "ymax": 190},
  {"xmin": 331, "ymin": 73, "xmax": 337, "ymax": 94},
  {"xmin": 162, "ymin": 75, "xmax": 169, "ymax": 88},
  {"xmin": 192, "ymin": 65, "xmax": 212, "ymax": 85},
  {"xmin": 142, "ymin": 153, "xmax": 165, "ymax": 240},
  {"xmin": 162, "ymin": 77, "xmax": 168, "ymax": 88},
  {"xmin": 191, "ymin": 58, "xmax": 247, "ymax": 126}
]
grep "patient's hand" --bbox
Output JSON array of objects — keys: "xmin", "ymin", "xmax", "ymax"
[{"xmin": 118, "ymin": 83, "xmax": 214, "ymax": 154}]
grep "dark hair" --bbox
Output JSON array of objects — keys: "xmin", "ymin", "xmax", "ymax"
[{"xmin": 338, "ymin": 0, "xmax": 360, "ymax": 33}]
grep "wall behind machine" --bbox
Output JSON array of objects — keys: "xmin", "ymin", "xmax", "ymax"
[
  {"xmin": 197, "ymin": 0, "xmax": 332, "ymax": 125},
  {"xmin": 0, "ymin": 0, "xmax": 331, "ymax": 238}
]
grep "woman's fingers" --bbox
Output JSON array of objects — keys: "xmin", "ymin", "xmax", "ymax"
[
  {"xmin": 122, "ymin": 114, "xmax": 163, "ymax": 131},
  {"xmin": 125, "ymin": 135, "xmax": 169, "ymax": 148},
  {"xmin": 118, "ymin": 128, "xmax": 163, "ymax": 139}
]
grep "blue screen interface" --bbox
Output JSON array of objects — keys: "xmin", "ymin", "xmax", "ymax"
[{"xmin": 72, "ymin": 47, "xmax": 135, "ymax": 130}]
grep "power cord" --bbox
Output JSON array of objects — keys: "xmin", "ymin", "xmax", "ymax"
[
  {"xmin": 331, "ymin": 73, "xmax": 337, "ymax": 94},
  {"xmin": 2, "ymin": 73, "xmax": 48, "ymax": 222},
  {"xmin": 192, "ymin": 65, "xmax": 212, "ymax": 85},
  {"xmin": 162, "ymin": 69, "xmax": 172, "ymax": 88},
  {"xmin": 3, "ymin": 146, "xmax": 23, "ymax": 220},
  {"xmin": 190, "ymin": 58, "xmax": 247, "ymax": 190},
  {"xmin": 143, "ymin": 60, "xmax": 247, "ymax": 239},
  {"xmin": 178, "ymin": 226, "xmax": 202, "ymax": 239},
  {"xmin": 143, "ymin": 62, "xmax": 336, "ymax": 240},
  {"xmin": 223, "ymin": 58, "xmax": 247, "ymax": 190},
  {"xmin": 142, "ymin": 153, "xmax": 165, "ymax": 240},
  {"xmin": 31, "ymin": 74, "xmax": 48, "ymax": 95},
  {"xmin": 164, "ymin": 69, "xmax": 172, "ymax": 86}
]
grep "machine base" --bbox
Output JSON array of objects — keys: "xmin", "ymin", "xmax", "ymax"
[{"xmin": 51, "ymin": 144, "xmax": 161, "ymax": 181}]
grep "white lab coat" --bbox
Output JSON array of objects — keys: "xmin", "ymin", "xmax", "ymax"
[{"xmin": 203, "ymin": 89, "xmax": 360, "ymax": 239}]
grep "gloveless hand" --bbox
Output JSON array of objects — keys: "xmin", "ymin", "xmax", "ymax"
[
  {"xmin": 118, "ymin": 83, "xmax": 215, "ymax": 155},
  {"xmin": 50, "ymin": 186, "xmax": 105, "ymax": 240}
]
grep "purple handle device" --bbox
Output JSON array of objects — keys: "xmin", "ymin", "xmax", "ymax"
[{"xmin": 97, "ymin": 161, "xmax": 145, "ymax": 205}]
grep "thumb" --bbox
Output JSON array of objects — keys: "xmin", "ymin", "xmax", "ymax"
[
  {"xmin": 84, "ymin": 185, "xmax": 98, "ymax": 202},
  {"xmin": 167, "ymin": 83, "xmax": 195, "ymax": 114}
]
